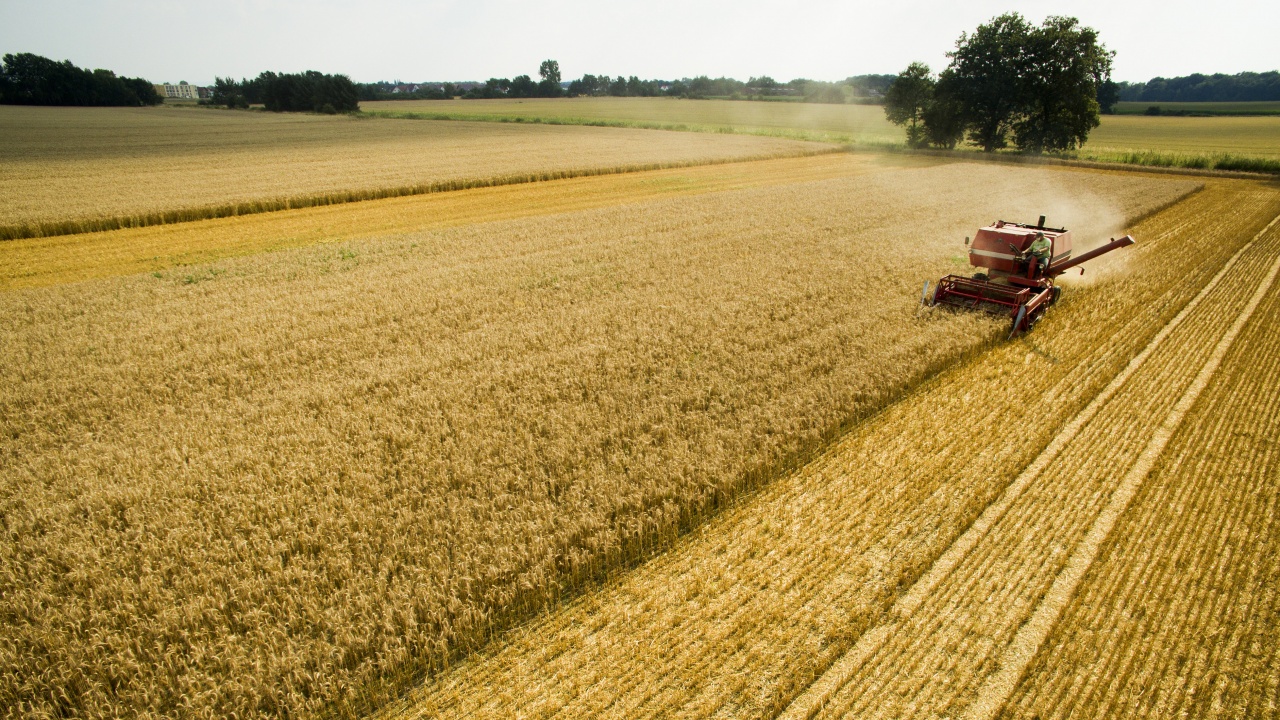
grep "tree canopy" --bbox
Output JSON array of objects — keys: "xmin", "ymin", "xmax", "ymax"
[
  {"xmin": 882, "ymin": 62, "xmax": 934, "ymax": 147},
  {"xmin": 211, "ymin": 71, "xmax": 359, "ymax": 113},
  {"xmin": 885, "ymin": 13, "xmax": 1113, "ymax": 153},
  {"xmin": 0, "ymin": 53, "xmax": 161, "ymax": 106},
  {"xmin": 1117, "ymin": 71, "xmax": 1280, "ymax": 102}
]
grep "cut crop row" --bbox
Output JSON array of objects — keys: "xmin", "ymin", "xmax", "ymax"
[
  {"xmin": 809, "ymin": 213, "xmax": 1280, "ymax": 719},
  {"xmin": 998, "ymin": 229, "xmax": 1280, "ymax": 720},
  {"xmin": 1, "ymin": 163, "xmax": 1186, "ymax": 718},
  {"xmin": 385, "ymin": 179, "xmax": 1276, "ymax": 719}
]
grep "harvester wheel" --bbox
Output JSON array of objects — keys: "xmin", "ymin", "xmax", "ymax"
[
  {"xmin": 971, "ymin": 272, "xmax": 989, "ymax": 282},
  {"xmin": 1051, "ymin": 285, "xmax": 1062, "ymax": 305}
]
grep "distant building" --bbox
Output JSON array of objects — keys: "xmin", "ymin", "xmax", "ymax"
[{"xmin": 154, "ymin": 81, "xmax": 207, "ymax": 100}]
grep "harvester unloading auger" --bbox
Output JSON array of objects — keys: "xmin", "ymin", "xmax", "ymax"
[{"xmin": 921, "ymin": 215, "xmax": 1135, "ymax": 338}]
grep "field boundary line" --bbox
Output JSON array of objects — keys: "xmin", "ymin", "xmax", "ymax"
[
  {"xmin": 778, "ymin": 210, "xmax": 1280, "ymax": 720},
  {"xmin": 0, "ymin": 147, "xmax": 840, "ymax": 242},
  {"xmin": 962, "ymin": 247, "xmax": 1280, "ymax": 720},
  {"xmin": 363, "ymin": 110, "xmax": 1280, "ymax": 178}
]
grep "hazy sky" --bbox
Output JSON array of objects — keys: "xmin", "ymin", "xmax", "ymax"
[{"xmin": 1, "ymin": 0, "xmax": 1275, "ymax": 85}]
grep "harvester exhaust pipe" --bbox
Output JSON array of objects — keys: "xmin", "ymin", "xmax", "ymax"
[
  {"xmin": 1054, "ymin": 235, "xmax": 1136, "ymax": 274},
  {"xmin": 1037, "ymin": 215, "xmax": 1046, "ymax": 228}
]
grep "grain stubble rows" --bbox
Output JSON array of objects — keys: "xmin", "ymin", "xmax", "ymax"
[
  {"xmin": 1, "ymin": 162, "xmax": 1193, "ymax": 718},
  {"xmin": 387, "ymin": 179, "xmax": 1280, "ymax": 719}
]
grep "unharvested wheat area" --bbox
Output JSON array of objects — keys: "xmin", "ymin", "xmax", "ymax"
[{"xmin": 2, "ymin": 106, "xmax": 1277, "ymax": 720}]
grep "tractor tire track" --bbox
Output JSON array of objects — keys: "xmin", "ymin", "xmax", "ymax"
[
  {"xmin": 383, "ymin": 181, "xmax": 1280, "ymax": 720},
  {"xmin": 964, "ymin": 251, "xmax": 1280, "ymax": 720},
  {"xmin": 787, "ymin": 212, "xmax": 1280, "ymax": 720},
  {"xmin": 998, "ymin": 244, "xmax": 1280, "ymax": 719},
  {"xmin": 779, "ymin": 207, "xmax": 1280, "ymax": 720}
]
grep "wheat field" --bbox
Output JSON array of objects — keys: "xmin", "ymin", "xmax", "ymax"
[
  {"xmin": 1085, "ymin": 114, "xmax": 1280, "ymax": 158},
  {"xmin": 0, "ymin": 153, "xmax": 914, "ymax": 291},
  {"xmin": 0, "ymin": 105, "xmax": 825, "ymax": 238},
  {"xmin": 385, "ymin": 178, "xmax": 1280, "ymax": 720},
  {"xmin": 997, "ymin": 227, "xmax": 1280, "ymax": 719},
  {"xmin": 0, "ymin": 157, "xmax": 1197, "ymax": 718}
]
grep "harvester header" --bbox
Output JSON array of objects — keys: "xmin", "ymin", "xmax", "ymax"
[{"xmin": 922, "ymin": 215, "xmax": 1135, "ymax": 337}]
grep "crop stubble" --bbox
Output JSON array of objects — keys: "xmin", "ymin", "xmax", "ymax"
[
  {"xmin": 997, "ymin": 231, "xmax": 1280, "ymax": 718},
  {"xmin": 798, "ymin": 197, "xmax": 1280, "ymax": 720},
  {"xmin": 0, "ymin": 105, "xmax": 824, "ymax": 237},
  {"xmin": 0, "ymin": 162, "xmax": 1192, "ymax": 718},
  {"xmin": 384, "ymin": 178, "xmax": 1276, "ymax": 720}
]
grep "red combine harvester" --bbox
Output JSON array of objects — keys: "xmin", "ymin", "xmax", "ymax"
[{"xmin": 923, "ymin": 215, "xmax": 1135, "ymax": 337}]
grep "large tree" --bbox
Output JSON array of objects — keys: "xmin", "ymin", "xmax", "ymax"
[
  {"xmin": 945, "ymin": 12, "xmax": 1034, "ymax": 152},
  {"xmin": 904, "ymin": 13, "xmax": 1113, "ymax": 153},
  {"xmin": 883, "ymin": 62, "xmax": 935, "ymax": 148},
  {"xmin": 1013, "ymin": 16, "xmax": 1113, "ymax": 152},
  {"xmin": 537, "ymin": 59, "xmax": 563, "ymax": 97}
]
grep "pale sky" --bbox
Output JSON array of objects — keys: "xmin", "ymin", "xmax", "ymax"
[{"xmin": 0, "ymin": 0, "xmax": 1275, "ymax": 86}]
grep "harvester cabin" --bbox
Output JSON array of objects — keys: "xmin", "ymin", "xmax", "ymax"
[{"xmin": 968, "ymin": 221, "xmax": 1073, "ymax": 275}]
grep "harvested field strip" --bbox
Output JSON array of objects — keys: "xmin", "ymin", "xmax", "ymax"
[
  {"xmin": 780, "ymin": 223, "xmax": 1266, "ymax": 716},
  {"xmin": 971, "ymin": 254, "xmax": 1280, "ymax": 720},
  {"xmin": 998, "ymin": 244, "xmax": 1280, "ymax": 718},
  {"xmin": 799, "ymin": 215, "xmax": 1280, "ymax": 720},
  {"xmin": 381, "ymin": 181, "xmax": 1277, "ymax": 720},
  {"xmin": 4, "ymin": 163, "xmax": 1180, "ymax": 719},
  {"xmin": 0, "ymin": 105, "xmax": 828, "ymax": 236},
  {"xmin": 0, "ymin": 148, "xmax": 834, "ymax": 242},
  {"xmin": 0, "ymin": 153, "xmax": 902, "ymax": 291}
]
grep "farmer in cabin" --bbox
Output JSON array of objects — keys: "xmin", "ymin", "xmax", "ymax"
[{"xmin": 1028, "ymin": 232, "xmax": 1052, "ymax": 275}]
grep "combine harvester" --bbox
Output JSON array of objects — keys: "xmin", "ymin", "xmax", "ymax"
[{"xmin": 922, "ymin": 215, "xmax": 1135, "ymax": 337}]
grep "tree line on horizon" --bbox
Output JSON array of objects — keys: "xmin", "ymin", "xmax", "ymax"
[
  {"xmin": 368, "ymin": 61, "xmax": 895, "ymax": 103},
  {"xmin": 0, "ymin": 53, "xmax": 160, "ymax": 106},
  {"xmin": 211, "ymin": 72, "xmax": 359, "ymax": 113},
  {"xmin": 2, "ymin": 49, "xmax": 1275, "ymax": 114},
  {"xmin": 1117, "ymin": 71, "xmax": 1280, "ymax": 103}
]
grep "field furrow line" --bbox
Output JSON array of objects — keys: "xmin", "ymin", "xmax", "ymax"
[
  {"xmin": 957, "ymin": 225, "xmax": 1274, "ymax": 717},
  {"xmin": 779, "ymin": 207, "xmax": 1280, "ymax": 720},
  {"xmin": 377, "ymin": 182, "xmax": 1279, "ymax": 720},
  {"xmin": 794, "ymin": 209, "xmax": 1280, "ymax": 719},
  {"xmin": 999, "ymin": 255, "xmax": 1280, "ymax": 720},
  {"xmin": 964, "ymin": 251, "xmax": 1280, "ymax": 720},
  {"xmin": 1062, "ymin": 251, "xmax": 1280, "ymax": 719}
]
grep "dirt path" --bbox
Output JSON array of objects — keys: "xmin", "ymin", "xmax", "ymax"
[{"xmin": 377, "ymin": 180, "xmax": 1280, "ymax": 719}]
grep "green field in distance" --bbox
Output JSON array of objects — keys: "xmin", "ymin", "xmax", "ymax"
[
  {"xmin": 1113, "ymin": 100, "xmax": 1280, "ymax": 115},
  {"xmin": 364, "ymin": 97, "xmax": 1280, "ymax": 171}
]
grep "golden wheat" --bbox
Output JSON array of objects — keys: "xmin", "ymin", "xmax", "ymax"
[
  {"xmin": 382, "ymin": 179, "xmax": 1280, "ymax": 720},
  {"xmin": 0, "ymin": 105, "xmax": 825, "ymax": 238},
  {"xmin": 997, "ymin": 244, "xmax": 1280, "ymax": 720},
  {"xmin": 0, "ymin": 153, "xmax": 915, "ymax": 291},
  {"xmin": 0, "ymin": 161, "xmax": 1196, "ymax": 718},
  {"xmin": 806, "ymin": 204, "xmax": 1280, "ymax": 720}
]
